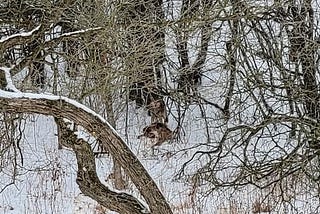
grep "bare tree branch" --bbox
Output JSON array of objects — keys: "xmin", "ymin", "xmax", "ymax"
[
  {"xmin": 54, "ymin": 118, "xmax": 148, "ymax": 214},
  {"xmin": 0, "ymin": 90, "xmax": 173, "ymax": 214}
]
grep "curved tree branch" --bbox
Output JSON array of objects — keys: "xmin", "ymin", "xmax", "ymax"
[
  {"xmin": 55, "ymin": 118, "xmax": 147, "ymax": 214},
  {"xmin": 0, "ymin": 90, "xmax": 173, "ymax": 214}
]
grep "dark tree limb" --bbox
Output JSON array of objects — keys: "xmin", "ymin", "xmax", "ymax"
[
  {"xmin": 223, "ymin": 0, "xmax": 241, "ymax": 117},
  {"xmin": 223, "ymin": 40, "xmax": 236, "ymax": 117},
  {"xmin": 126, "ymin": 0, "xmax": 166, "ymax": 109},
  {"xmin": 176, "ymin": 0, "xmax": 192, "ymax": 93},
  {"xmin": 0, "ymin": 25, "xmax": 42, "ymax": 50},
  {"xmin": 55, "ymin": 118, "xmax": 147, "ymax": 214},
  {"xmin": 177, "ymin": 0, "xmax": 214, "ymax": 95},
  {"xmin": 0, "ymin": 91, "xmax": 173, "ymax": 214}
]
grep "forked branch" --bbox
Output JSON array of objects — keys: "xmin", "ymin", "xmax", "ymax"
[{"xmin": 0, "ymin": 90, "xmax": 173, "ymax": 214}]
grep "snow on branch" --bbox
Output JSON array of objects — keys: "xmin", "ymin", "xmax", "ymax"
[
  {"xmin": 58, "ymin": 27, "xmax": 102, "ymax": 38},
  {"xmin": 55, "ymin": 118, "xmax": 150, "ymax": 214},
  {"xmin": 0, "ymin": 90, "xmax": 173, "ymax": 214},
  {"xmin": 1, "ymin": 24, "xmax": 102, "ymax": 50},
  {"xmin": 0, "ymin": 25, "xmax": 41, "ymax": 44},
  {"xmin": 0, "ymin": 66, "xmax": 20, "ymax": 92},
  {"xmin": 0, "ymin": 89, "xmax": 119, "ymax": 136},
  {"xmin": 42, "ymin": 27, "xmax": 103, "ymax": 48}
]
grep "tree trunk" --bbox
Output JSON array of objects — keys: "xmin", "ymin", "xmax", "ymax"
[
  {"xmin": 105, "ymin": 91, "xmax": 128, "ymax": 190},
  {"xmin": 0, "ymin": 92, "xmax": 173, "ymax": 214}
]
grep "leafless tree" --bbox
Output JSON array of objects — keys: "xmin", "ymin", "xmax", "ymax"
[
  {"xmin": 2, "ymin": 0, "xmax": 320, "ymax": 213},
  {"xmin": 174, "ymin": 0, "xmax": 320, "ymax": 212}
]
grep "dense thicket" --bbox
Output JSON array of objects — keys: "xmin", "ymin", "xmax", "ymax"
[{"xmin": 1, "ymin": 0, "xmax": 320, "ymax": 213}]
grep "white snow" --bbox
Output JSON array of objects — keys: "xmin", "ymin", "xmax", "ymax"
[
  {"xmin": 0, "ymin": 90, "xmax": 121, "ymax": 140},
  {"xmin": 1, "ymin": 1, "xmax": 320, "ymax": 213},
  {"xmin": 0, "ymin": 66, "xmax": 20, "ymax": 92},
  {"xmin": 58, "ymin": 27, "xmax": 102, "ymax": 38},
  {"xmin": 0, "ymin": 25, "xmax": 41, "ymax": 43}
]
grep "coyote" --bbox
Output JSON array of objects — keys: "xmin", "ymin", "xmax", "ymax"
[
  {"xmin": 147, "ymin": 99, "xmax": 168, "ymax": 124},
  {"xmin": 138, "ymin": 122, "xmax": 173, "ymax": 147}
]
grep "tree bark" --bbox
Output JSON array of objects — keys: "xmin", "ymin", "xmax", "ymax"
[
  {"xmin": 0, "ymin": 91, "xmax": 173, "ymax": 214},
  {"xmin": 105, "ymin": 91, "xmax": 128, "ymax": 190},
  {"xmin": 126, "ymin": 0, "xmax": 165, "ymax": 108},
  {"xmin": 55, "ymin": 118, "xmax": 146, "ymax": 214}
]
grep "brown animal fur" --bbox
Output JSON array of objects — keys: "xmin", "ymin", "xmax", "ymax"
[
  {"xmin": 147, "ymin": 99, "xmax": 168, "ymax": 124},
  {"xmin": 138, "ymin": 122, "xmax": 173, "ymax": 147}
]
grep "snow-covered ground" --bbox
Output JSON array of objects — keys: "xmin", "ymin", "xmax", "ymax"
[
  {"xmin": 1, "ymin": 1, "xmax": 320, "ymax": 213},
  {"xmin": 0, "ymin": 107, "xmax": 319, "ymax": 214}
]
